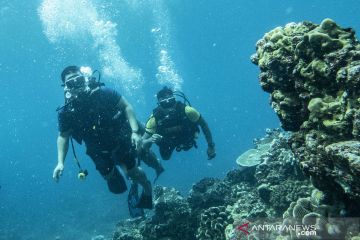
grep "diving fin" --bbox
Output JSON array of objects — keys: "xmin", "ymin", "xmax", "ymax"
[
  {"xmin": 127, "ymin": 182, "xmax": 144, "ymax": 218},
  {"xmin": 153, "ymin": 165, "xmax": 165, "ymax": 184}
]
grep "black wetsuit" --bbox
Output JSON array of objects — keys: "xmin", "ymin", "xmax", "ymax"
[
  {"xmin": 152, "ymin": 102, "xmax": 199, "ymax": 160},
  {"xmin": 58, "ymin": 87, "xmax": 135, "ymax": 193}
]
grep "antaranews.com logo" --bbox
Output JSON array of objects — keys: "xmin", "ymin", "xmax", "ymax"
[
  {"xmin": 228, "ymin": 218, "xmax": 360, "ymax": 240},
  {"xmin": 229, "ymin": 221, "xmax": 318, "ymax": 240}
]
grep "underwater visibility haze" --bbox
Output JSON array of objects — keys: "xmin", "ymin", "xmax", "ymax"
[{"xmin": 1, "ymin": 0, "xmax": 360, "ymax": 239}]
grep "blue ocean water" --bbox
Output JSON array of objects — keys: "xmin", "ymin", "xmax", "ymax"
[{"xmin": 1, "ymin": 0, "xmax": 359, "ymax": 239}]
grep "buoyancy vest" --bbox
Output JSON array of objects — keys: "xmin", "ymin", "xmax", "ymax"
[
  {"xmin": 65, "ymin": 89, "xmax": 132, "ymax": 151},
  {"xmin": 153, "ymin": 101, "xmax": 199, "ymax": 149}
]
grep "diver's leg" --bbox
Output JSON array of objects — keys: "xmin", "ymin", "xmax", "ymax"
[
  {"xmin": 104, "ymin": 166, "xmax": 127, "ymax": 194},
  {"xmin": 87, "ymin": 150, "xmax": 127, "ymax": 194},
  {"xmin": 126, "ymin": 164, "xmax": 152, "ymax": 196},
  {"xmin": 126, "ymin": 164, "xmax": 153, "ymax": 209},
  {"xmin": 159, "ymin": 143, "xmax": 175, "ymax": 160},
  {"xmin": 139, "ymin": 149, "xmax": 164, "ymax": 177},
  {"xmin": 117, "ymin": 150, "xmax": 153, "ymax": 209}
]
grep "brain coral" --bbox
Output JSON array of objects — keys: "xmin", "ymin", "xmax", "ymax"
[{"xmin": 196, "ymin": 206, "xmax": 233, "ymax": 240}]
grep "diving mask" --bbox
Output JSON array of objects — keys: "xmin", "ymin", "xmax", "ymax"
[
  {"xmin": 64, "ymin": 68, "xmax": 93, "ymax": 100},
  {"xmin": 64, "ymin": 75, "xmax": 88, "ymax": 100},
  {"xmin": 65, "ymin": 75, "xmax": 86, "ymax": 89},
  {"xmin": 159, "ymin": 96, "xmax": 176, "ymax": 108}
]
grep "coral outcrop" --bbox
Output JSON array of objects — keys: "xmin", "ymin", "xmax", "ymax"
[
  {"xmin": 196, "ymin": 206, "xmax": 233, "ymax": 240},
  {"xmin": 252, "ymin": 18, "xmax": 360, "ymax": 207},
  {"xmin": 188, "ymin": 178, "xmax": 232, "ymax": 216},
  {"xmin": 113, "ymin": 218, "xmax": 143, "ymax": 240},
  {"xmin": 140, "ymin": 186, "xmax": 194, "ymax": 240},
  {"xmin": 224, "ymin": 130, "xmax": 312, "ymax": 240},
  {"xmin": 277, "ymin": 189, "xmax": 360, "ymax": 240}
]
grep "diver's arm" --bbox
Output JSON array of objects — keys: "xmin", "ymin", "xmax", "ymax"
[
  {"xmin": 198, "ymin": 116, "xmax": 216, "ymax": 159},
  {"xmin": 118, "ymin": 97, "xmax": 141, "ymax": 148},
  {"xmin": 142, "ymin": 132, "xmax": 164, "ymax": 149},
  {"xmin": 53, "ymin": 131, "xmax": 70, "ymax": 182},
  {"xmin": 142, "ymin": 132, "xmax": 153, "ymax": 149},
  {"xmin": 142, "ymin": 115, "xmax": 162, "ymax": 149},
  {"xmin": 198, "ymin": 116, "xmax": 214, "ymax": 146},
  {"xmin": 119, "ymin": 97, "xmax": 139, "ymax": 132}
]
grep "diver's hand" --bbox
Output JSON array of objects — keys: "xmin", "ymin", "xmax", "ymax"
[
  {"xmin": 151, "ymin": 134, "xmax": 163, "ymax": 143},
  {"xmin": 131, "ymin": 132, "xmax": 142, "ymax": 150},
  {"xmin": 53, "ymin": 163, "xmax": 64, "ymax": 182},
  {"xmin": 207, "ymin": 144, "xmax": 216, "ymax": 160}
]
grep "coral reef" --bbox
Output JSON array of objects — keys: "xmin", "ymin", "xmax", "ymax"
[
  {"xmin": 188, "ymin": 177, "xmax": 233, "ymax": 216},
  {"xmin": 112, "ymin": 19, "xmax": 360, "ymax": 240},
  {"xmin": 113, "ymin": 129, "xmax": 312, "ymax": 240},
  {"xmin": 324, "ymin": 141, "xmax": 360, "ymax": 196},
  {"xmin": 196, "ymin": 206, "xmax": 233, "ymax": 240},
  {"xmin": 236, "ymin": 149, "xmax": 263, "ymax": 167},
  {"xmin": 112, "ymin": 218, "xmax": 143, "ymax": 240},
  {"xmin": 113, "ymin": 18, "xmax": 360, "ymax": 240},
  {"xmin": 252, "ymin": 18, "xmax": 360, "ymax": 207},
  {"xmin": 252, "ymin": 129, "xmax": 312, "ymax": 214},
  {"xmin": 140, "ymin": 186, "xmax": 194, "ymax": 240},
  {"xmin": 92, "ymin": 235, "xmax": 107, "ymax": 240},
  {"xmin": 224, "ymin": 129, "xmax": 312, "ymax": 240},
  {"xmin": 278, "ymin": 189, "xmax": 360, "ymax": 240}
]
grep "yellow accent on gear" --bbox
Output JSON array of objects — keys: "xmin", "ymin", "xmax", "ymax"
[
  {"xmin": 145, "ymin": 114, "xmax": 157, "ymax": 134},
  {"xmin": 185, "ymin": 106, "xmax": 200, "ymax": 122},
  {"xmin": 145, "ymin": 106, "xmax": 200, "ymax": 134}
]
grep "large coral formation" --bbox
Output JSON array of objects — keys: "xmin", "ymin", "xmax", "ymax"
[
  {"xmin": 252, "ymin": 18, "xmax": 360, "ymax": 207},
  {"xmin": 251, "ymin": 18, "xmax": 358, "ymax": 131}
]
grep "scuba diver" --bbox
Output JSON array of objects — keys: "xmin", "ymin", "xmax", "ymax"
[
  {"xmin": 53, "ymin": 65, "xmax": 155, "ymax": 212},
  {"xmin": 142, "ymin": 86, "xmax": 216, "ymax": 161}
]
